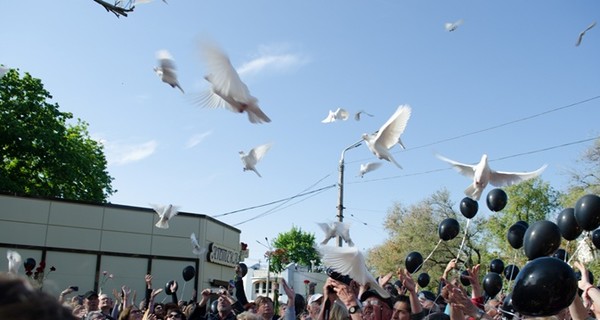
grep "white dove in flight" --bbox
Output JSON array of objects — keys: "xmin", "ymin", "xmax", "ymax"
[
  {"xmin": 358, "ymin": 162, "xmax": 383, "ymax": 178},
  {"xmin": 317, "ymin": 222, "xmax": 355, "ymax": 246},
  {"xmin": 154, "ymin": 50, "xmax": 184, "ymax": 93},
  {"xmin": 6, "ymin": 250, "xmax": 22, "ymax": 274},
  {"xmin": 576, "ymin": 21, "xmax": 596, "ymax": 46},
  {"xmin": 151, "ymin": 203, "xmax": 181, "ymax": 229},
  {"xmin": 199, "ymin": 41, "xmax": 271, "ymax": 124},
  {"xmin": 190, "ymin": 233, "xmax": 207, "ymax": 256},
  {"xmin": 240, "ymin": 143, "xmax": 272, "ymax": 177},
  {"xmin": 361, "ymin": 105, "xmax": 412, "ymax": 169},
  {"xmin": 0, "ymin": 66, "xmax": 9, "ymax": 78},
  {"xmin": 354, "ymin": 110, "xmax": 374, "ymax": 121},
  {"xmin": 317, "ymin": 245, "xmax": 389, "ymax": 299},
  {"xmin": 437, "ymin": 153, "xmax": 548, "ymax": 201},
  {"xmin": 445, "ymin": 19, "xmax": 464, "ymax": 32},
  {"xmin": 321, "ymin": 108, "xmax": 349, "ymax": 123}
]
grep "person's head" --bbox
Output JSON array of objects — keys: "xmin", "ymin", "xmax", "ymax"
[
  {"xmin": 86, "ymin": 311, "xmax": 108, "ymax": 320},
  {"xmin": 237, "ymin": 311, "xmax": 261, "ymax": 320},
  {"xmin": 294, "ymin": 293, "xmax": 306, "ymax": 317},
  {"xmin": 391, "ymin": 296, "xmax": 411, "ymax": 320},
  {"xmin": 83, "ymin": 291, "xmax": 99, "ymax": 312},
  {"xmin": 417, "ymin": 291, "xmax": 439, "ymax": 313},
  {"xmin": 278, "ymin": 304, "xmax": 287, "ymax": 317},
  {"xmin": 117, "ymin": 306, "xmax": 143, "ymax": 320},
  {"xmin": 254, "ymin": 296, "xmax": 274, "ymax": 320},
  {"xmin": 154, "ymin": 303, "xmax": 166, "ymax": 316},
  {"xmin": 165, "ymin": 310, "xmax": 186, "ymax": 320},
  {"xmin": 328, "ymin": 300, "xmax": 349, "ymax": 320},
  {"xmin": 307, "ymin": 293, "xmax": 323, "ymax": 318},
  {"xmin": 217, "ymin": 295, "xmax": 234, "ymax": 314},
  {"xmin": 243, "ymin": 302, "xmax": 256, "ymax": 313},
  {"xmin": 360, "ymin": 290, "xmax": 393, "ymax": 320},
  {"xmin": 98, "ymin": 294, "xmax": 113, "ymax": 311},
  {"xmin": 0, "ymin": 273, "xmax": 77, "ymax": 320}
]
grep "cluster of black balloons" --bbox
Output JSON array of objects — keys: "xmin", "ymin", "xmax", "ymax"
[{"xmin": 509, "ymin": 194, "xmax": 600, "ymax": 317}]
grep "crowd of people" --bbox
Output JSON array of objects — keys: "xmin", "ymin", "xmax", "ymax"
[{"xmin": 2, "ymin": 258, "xmax": 600, "ymax": 320}]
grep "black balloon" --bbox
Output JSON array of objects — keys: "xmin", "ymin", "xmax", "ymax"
[
  {"xmin": 556, "ymin": 208, "xmax": 583, "ymax": 241},
  {"xmin": 516, "ymin": 220, "xmax": 529, "ymax": 229},
  {"xmin": 552, "ymin": 248, "xmax": 568, "ymax": 262},
  {"xmin": 417, "ymin": 272, "xmax": 430, "ymax": 288},
  {"xmin": 405, "ymin": 251, "xmax": 424, "ymax": 274},
  {"xmin": 238, "ymin": 263, "xmax": 248, "ymax": 277},
  {"xmin": 438, "ymin": 218, "xmax": 460, "ymax": 241},
  {"xmin": 486, "ymin": 188, "xmax": 508, "ymax": 212},
  {"xmin": 507, "ymin": 223, "xmax": 527, "ymax": 249},
  {"xmin": 482, "ymin": 272, "xmax": 503, "ymax": 298},
  {"xmin": 165, "ymin": 280, "xmax": 177, "ymax": 295},
  {"xmin": 512, "ymin": 257, "xmax": 578, "ymax": 316},
  {"xmin": 503, "ymin": 264, "xmax": 520, "ymax": 280},
  {"xmin": 523, "ymin": 220, "xmax": 562, "ymax": 260},
  {"xmin": 182, "ymin": 265, "xmax": 195, "ymax": 282},
  {"xmin": 23, "ymin": 258, "xmax": 36, "ymax": 271},
  {"xmin": 593, "ymin": 229, "xmax": 600, "ymax": 250},
  {"xmin": 501, "ymin": 293, "xmax": 515, "ymax": 319},
  {"xmin": 574, "ymin": 194, "xmax": 600, "ymax": 231},
  {"xmin": 489, "ymin": 258, "xmax": 505, "ymax": 274},
  {"xmin": 460, "ymin": 197, "xmax": 479, "ymax": 219},
  {"xmin": 460, "ymin": 270, "xmax": 471, "ymax": 287}
]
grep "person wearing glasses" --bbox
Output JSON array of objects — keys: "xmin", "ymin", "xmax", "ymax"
[{"xmin": 166, "ymin": 311, "xmax": 186, "ymax": 320}]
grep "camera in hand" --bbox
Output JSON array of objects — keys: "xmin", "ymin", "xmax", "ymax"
[{"xmin": 326, "ymin": 267, "xmax": 353, "ymax": 293}]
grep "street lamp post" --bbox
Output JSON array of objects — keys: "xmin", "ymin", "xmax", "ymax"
[
  {"xmin": 257, "ymin": 238, "xmax": 272, "ymax": 299},
  {"xmin": 337, "ymin": 139, "xmax": 363, "ymax": 247}
]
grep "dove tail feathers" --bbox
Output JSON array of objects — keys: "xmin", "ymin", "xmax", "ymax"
[
  {"xmin": 155, "ymin": 220, "xmax": 169, "ymax": 229},
  {"xmin": 464, "ymin": 184, "xmax": 481, "ymax": 201}
]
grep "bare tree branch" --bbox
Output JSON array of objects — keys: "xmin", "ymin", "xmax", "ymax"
[{"xmin": 92, "ymin": 0, "xmax": 134, "ymax": 18}]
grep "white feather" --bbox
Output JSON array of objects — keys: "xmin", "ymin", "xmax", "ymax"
[
  {"xmin": 240, "ymin": 143, "xmax": 272, "ymax": 177},
  {"xmin": 358, "ymin": 162, "xmax": 383, "ymax": 178},
  {"xmin": 321, "ymin": 108, "xmax": 349, "ymax": 123},
  {"xmin": 437, "ymin": 153, "xmax": 547, "ymax": 201},
  {"xmin": 190, "ymin": 233, "xmax": 207, "ymax": 255},
  {"xmin": 6, "ymin": 250, "xmax": 22, "ymax": 274},
  {"xmin": 151, "ymin": 203, "xmax": 181, "ymax": 229},
  {"xmin": 317, "ymin": 245, "xmax": 389, "ymax": 298},
  {"xmin": 154, "ymin": 49, "xmax": 184, "ymax": 93},
  {"xmin": 362, "ymin": 105, "xmax": 412, "ymax": 168}
]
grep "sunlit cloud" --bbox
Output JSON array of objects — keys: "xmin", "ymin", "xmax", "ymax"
[
  {"xmin": 98, "ymin": 138, "xmax": 158, "ymax": 166},
  {"xmin": 185, "ymin": 130, "xmax": 212, "ymax": 149},
  {"xmin": 237, "ymin": 43, "xmax": 310, "ymax": 77}
]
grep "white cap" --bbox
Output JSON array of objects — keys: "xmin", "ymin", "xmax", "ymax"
[{"xmin": 308, "ymin": 293, "xmax": 324, "ymax": 305}]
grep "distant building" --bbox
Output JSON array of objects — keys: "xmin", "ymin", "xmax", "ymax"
[
  {"xmin": 241, "ymin": 261, "xmax": 328, "ymax": 303},
  {"xmin": 0, "ymin": 193, "xmax": 243, "ymax": 300}
]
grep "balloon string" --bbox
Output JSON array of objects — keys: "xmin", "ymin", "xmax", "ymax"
[
  {"xmin": 415, "ymin": 239, "xmax": 443, "ymax": 272},
  {"xmin": 181, "ymin": 282, "xmax": 188, "ymax": 302},
  {"xmin": 567, "ymin": 237, "xmax": 583, "ymax": 265},
  {"xmin": 505, "ymin": 251, "xmax": 518, "ymax": 294},
  {"xmin": 455, "ymin": 219, "xmax": 471, "ymax": 261}
]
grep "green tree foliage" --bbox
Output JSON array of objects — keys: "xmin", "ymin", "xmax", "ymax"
[
  {"xmin": 367, "ymin": 189, "xmax": 486, "ymax": 290},
  {"xmin": 484, "ymin": 178, "xmax": 560, "ymax": 262},
  {"xmin": 562, "ymin": 138, "xmax": 600, "ymax": 207},
  {"xmin": 0, "ymin": 68, "xmax": 115, "ymax": 202},
  {"xmin": 269, "ymin": 226, "xmax": 320, "ymax": 273}
]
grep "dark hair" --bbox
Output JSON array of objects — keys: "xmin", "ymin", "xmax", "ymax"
[
  {"xmin": 393, "ymin": 295, "xmax": 411, "ymax": 314},
  {"xmin": 294, "ymin": 293, "xmax": 306, "ymax": 316},
  {"xmin": 0, "ymin": 274, "xmax": 77, "ymax": 320}
]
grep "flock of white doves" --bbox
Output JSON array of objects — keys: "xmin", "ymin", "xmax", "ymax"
[{"xmin": 145, "ymin": 19, "xmax": 597, "ymax": 272}]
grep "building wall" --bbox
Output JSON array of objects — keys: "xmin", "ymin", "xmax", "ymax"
[{"xmin": 0, "ymin": 194, "xmax": 242, "ymax": 302}]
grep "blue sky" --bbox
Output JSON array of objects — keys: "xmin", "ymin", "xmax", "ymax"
[{"xmin": 2, "ymin": 1, "xmax": 599, "ymax": 266}]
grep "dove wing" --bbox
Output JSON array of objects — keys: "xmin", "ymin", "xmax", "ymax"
[
  {"xmin": 488, "ymin": 164, "xmax": 547, "ymax": 187},
  {"xmin": 334, "ymin": 222, "xmax": 354, "ymax": 247},
  {"xmin": 437, "ymin": 154, "xmax": 477, "ymax": 179},
  {"xmin": 201, "ymin": 41, "xmax": 254, "ymax": 103},
  {"xmin": 584, "ymin": 21, "xmax": 597, "ymax": 32},
  {"xmin": 322, "ymin": 111, "xmax": 335, "ymax": 123},
  {"xmin": 374, "ymin": 105, "xmax": 412, "ymax": 150},
  {"xmin": 7, "ymin": 250, "xmax": 22, "ymax": 274},
  {"xmin": 336, "ymin": 108, "xmax": 349, "ymax": 121},
  {"xmin": 150, "ymin": 203, "xmax": 167, "ymax": 216},
  {"xmin": 365, "ymin": 162, "xmax": 383, "ymax": 173},
  {"xmin": 317, "ymin": 222, "xmax": 337, "ymax": 245},
  {"xmin": 249, "ymin": 143, "xmax": 272, "ymax": 163},
  {"xmin": 165, "ymin": 205, "xmax": 181, "ymax": 219},
  {"xmin": 318, "ymin": 246, "xmax": 387, "ymax": 297}
]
